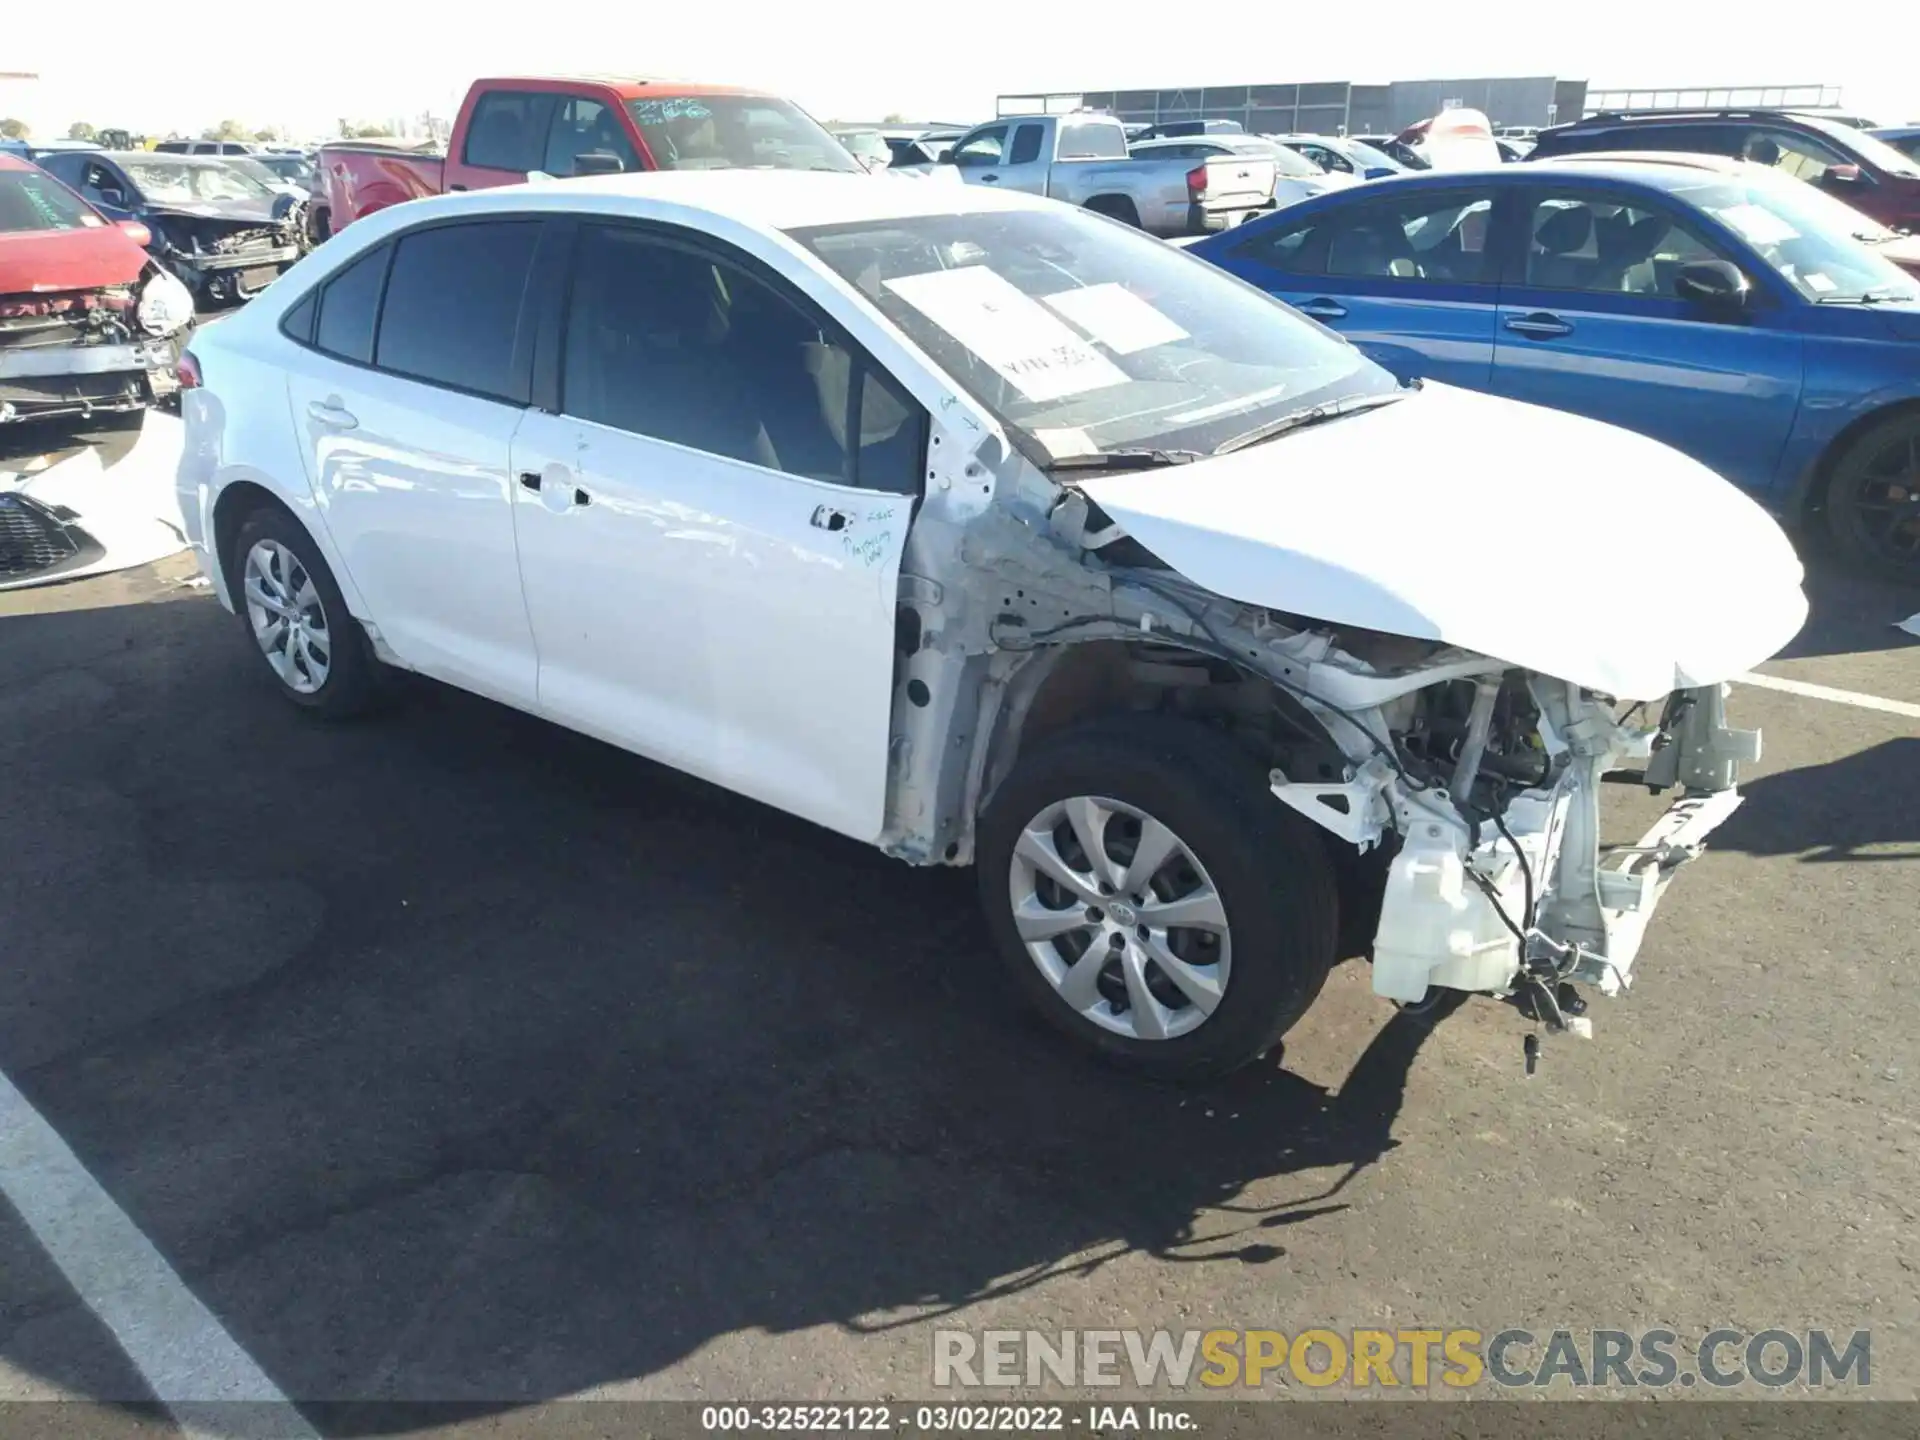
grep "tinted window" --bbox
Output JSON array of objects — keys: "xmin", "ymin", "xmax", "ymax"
[
  {"xmin": 463, "ymin": 90, "xmax": 561, "ymax": 173},
  {"xmin": 314, "ymin": 244, "xmax": 389, "ymax": 364},
  {"xmin": 1009, "ymin": 124, "xmax": 1044, "ymax": 166},
  {"xmin": 374, "ymin": 222, "xmax": 540, "ymax": 400},
  {"xmin": 561, "ymin": 224, "xmax": 922, "ymax": 492},
  {"xmin": 1523, "ymin": 194, "xmax": 1723, "ymax": 294},
  {"xmin": 280, "ymin": 289, "xmax": 317, "ymax": 344},
  {"xmin": 1058, "ymin": 120, "xmax": 1127, "ymax": 160},
  {"xmin": 1233, "ymin": 220, "xmax": 1318, "ymax": 270},
  {"xmin": 1739, "ymin": 127, "xmax": 1844, "ymax": 182},
  {"xmin": 543, "ymin": 97, "xmax": 640, "ymax": 176}
]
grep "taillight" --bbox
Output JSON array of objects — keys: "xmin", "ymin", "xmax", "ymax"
[
  {"xmin": 176, "ymin": 351, "xmax": 202, "ymax": 390},
  {"xmin": 1186, "ymin": 164, "xmax": 1208, "ymax": 197}
]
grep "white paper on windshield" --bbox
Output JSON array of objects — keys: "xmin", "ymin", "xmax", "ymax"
[
  {"xmin": 884, "ymin": 266, "xmax": 1129, "ymax": 403},
  {"xmin": 1717, "ymin": 204, "xmax": 1800, "ymax": 247},
  {"xmin": 1803, "ymin": 271, "xmax": 1838, "ymax": 293},
  {"xmin": 1033, "ymin": 426, "xmax": 1099, "ymax": 458},
  {"xmin": 1042, "ymin": 283, "xmax": 1189, "ymax": 354}
]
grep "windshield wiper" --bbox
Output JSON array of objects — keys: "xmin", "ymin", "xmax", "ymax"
[
  {"xmin": 1046, "ymin": 448, "xmax": 1205, "ymax": 473},
  {"xmin": 1815, "ymin": 285, "xmax": 1915, "ymax": 305},
  {"xmin": 1210, "ymin": 390, "xmax": 1408, "ymax": 457}
]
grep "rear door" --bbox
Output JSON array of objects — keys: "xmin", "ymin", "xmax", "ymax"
[
  {"xmin": 1489, "ymin": 183, "xmax": 1803, "ymax": 492},
  {"xmin": 509, "ymin": 221, "xmax": 926, "ymax": 841},
  {"xmin": 1212, "ymin": 185, "xmax": 1502, "ymax": 388},
  {"xmin": 280, "ymin": 219, "xmax": 546, "ymax": 707}
]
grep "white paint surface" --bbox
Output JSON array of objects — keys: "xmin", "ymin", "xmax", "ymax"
[
  {"xmin": 1079, "ymin": 382, "xmax": 1810, "ymax": 700},
  {"xmin": 0, "ymin": 1068, "xmax": 316, "ymax": 1438}
]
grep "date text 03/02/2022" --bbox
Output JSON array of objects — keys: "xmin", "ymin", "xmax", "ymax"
[{"xmin": 699, "ymin": 1404, "xmax": 1198, "ymax": 1431}]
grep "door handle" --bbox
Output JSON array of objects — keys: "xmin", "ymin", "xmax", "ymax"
[
  {"xmin": 448, "ymin": 183, "xmax": 468, "ymax": 192},
  {"xmin": 811, "ymin": 505, "xmax": 851, "ymax": 532},
  {"xmin": 518, "ymin": 471, "xmax": 542, "ymax": 492},
  {"xmin": 1504, "ymin": 313, "xmax": 1574, "ymax": 339},
  {"xmin": 979, "ymin": 173, "xmax": 1000, "ymax": 184},
  {"xmin": 306, "ymin": 398, "xmax": 358, "ymax": 429},
  {"xmin": 1295, "ymin": 297, "xmax": 1347, "ymax": 320}
]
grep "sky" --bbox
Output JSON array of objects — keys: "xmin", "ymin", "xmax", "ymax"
[{"xmin": 5, "ymin": 1, "xmax": 1916, "ymax": 141}]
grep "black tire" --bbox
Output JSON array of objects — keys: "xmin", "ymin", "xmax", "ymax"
[
  {"xmin": 1822, "ymin": 410, "xmax": 1920, "ymax": 582},
  {"xmin": 976, "ymin": 714, "xmax": 1340, "ymax": 1081},
  {"xmin": 229, "ymin": 505, "xmax": 378, "ymax": 718}
]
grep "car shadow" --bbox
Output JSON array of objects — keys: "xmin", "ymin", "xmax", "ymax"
[
  {"xmin": 0, "ymin": 591, "xmax": 1458, "ymax": 1425},
  {"xmin": 1713, "ymin": 735, "xmax": 1920, "ymax": 863},
  {"xmin": 1776, "ymin": 548, "xmax": 1920, "ymax": 662}
]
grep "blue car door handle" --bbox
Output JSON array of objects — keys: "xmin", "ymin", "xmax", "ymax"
[
  {"xmin": 1504, "ymin": 312, "xmax": 1574, "ymax": 339},
  {"xmin": 1295, "ymin": 297, "xmax": 1347, "ymax": 319}
]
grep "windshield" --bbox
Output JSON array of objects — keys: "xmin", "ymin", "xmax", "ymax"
[
  {"xmin": 1343, "ymin": 139, "xmax": 1405, "ymax": 172},
  {"xmin": 1679, "ymin": 171, "xmax": 1920, "ymax": 302},
  {"xmin": 626, "ymin": 96, "xmax": 863, "ymax": 174},
  {"xmin": 1804, "ymin": 115, "xmax": 1920, "ymax": 179},
  {"xmin": 121, "ymin": 157, "xmax": 275, "ymax": 204},
  {"xmin": 229, "ymin": 157, "xmax": 289, "ymax": 188},
  {"xmin": 834, "ymin": 130, "xmax": 890, "ymax": 170},
  {"xmin": 0, "ymin": 169, "xmax": 101, "ymax": 232},
  {"xmin": 787, "ymin": 207, "xmax": 1397, "ymax": 463},
  {"xmin": 1257, "ymin": 142, "xmax": 1324, "ymax": 178}
]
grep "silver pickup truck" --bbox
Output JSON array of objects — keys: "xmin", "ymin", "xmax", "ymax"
[{"xmin": 908, "ymin": 113, "xmax": 1279, "ymax": 237}]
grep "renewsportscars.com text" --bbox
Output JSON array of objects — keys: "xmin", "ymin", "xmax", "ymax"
[{"xmin": 933, "ymin": 1327, "xmax": 1871, "ymax": 1391}]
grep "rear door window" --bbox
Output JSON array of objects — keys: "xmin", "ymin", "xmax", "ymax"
[
  {"xmin": 1008, "ymin": 124, "xmax": 1044, "ymax": 166},
  {"xmin": 462, "ymin": 90, "xmax": 562, "ymax": 173},
  {"xmin": 1058, "ymin": 119, "xmax": 1127, "ymax": 160},
  {"xmin": 374, "ymin": 221, "xmax": 541, "ymax": 401},
  {"xmin": 313, "ymin": 244, "xmax": 391, "ymax": 364}
]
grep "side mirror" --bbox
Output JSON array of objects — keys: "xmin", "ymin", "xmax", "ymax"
[
  {"xmin": 99, "ymin": 186, "xmax": 128, "ymax": 207},
  {"xmin": 1674, "ymin": 259, "xmax": 1751, "ymax": 308},
  {"xmin": 117, "ymin": 219, "xmax": 152, "ymax": 247},
  {"xmin": 1363, "ymin": 166, "xmax": 1395, "ymax": 179},
  {"xmin": 937, "ymin": 149, "xmax": 959, "ymax": 165},
  {"xmin": 571, "ymin": 150, "xmax": 626, "ymax": 177}
]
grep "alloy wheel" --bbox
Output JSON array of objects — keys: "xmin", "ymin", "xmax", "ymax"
[
  {"xmin": 1007, "ymin": 795, "xmax": 1231, "ymax": 1042},
  {"xmin": 242, "ymin": 538, "xmax": 330, "ymax": 694}
]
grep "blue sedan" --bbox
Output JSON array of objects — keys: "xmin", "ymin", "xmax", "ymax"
[{"xmin": 1189, "ymin": 155, "xmax": 1920, "ymax": 578}]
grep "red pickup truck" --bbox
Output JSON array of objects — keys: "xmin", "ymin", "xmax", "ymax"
[{"xmin": 317, "ymin": 76, "xmax": 864, "ymax": 235}]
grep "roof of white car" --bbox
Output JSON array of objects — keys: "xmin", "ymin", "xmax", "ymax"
[{"xmin": 455, "ymin": 169, "xmax": 1054, "ymax": 232}]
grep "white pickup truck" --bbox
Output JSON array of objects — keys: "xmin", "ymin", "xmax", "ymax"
[{"xmin": 912, "ymin": 113, "xmax": 1280, "ymax": 237}]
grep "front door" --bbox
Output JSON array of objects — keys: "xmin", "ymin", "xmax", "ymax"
[
  {"xmin": 282, "ymin": 219, "xmax": 545, "ymax": 707},
  {"xmin": 1490, "ymin": 187, "xmax": 1804, "ymax": 493},
  {"xmin": 510, "ymin": 222, "xmax": 927, "ymax": 842}
]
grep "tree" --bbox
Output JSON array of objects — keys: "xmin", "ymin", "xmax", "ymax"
[
  {"xmin": 253, "ymin": 127, "xmax": 278, "ymax": 142},
  {"xmin": 882, "ymin": 112, "xmax": 908, "ymax": 125},
  {"xmin": 67, "ymin": 121, "xmax": 97, "ymax": 141},
  {"xmin": 0, "ymin": 118, "xmax": 29, "ymax": 140},
  {"xmin": 202, "ymin": 118, "xmax": 251, "ymax": 141}
]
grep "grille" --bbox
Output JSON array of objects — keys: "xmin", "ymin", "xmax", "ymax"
[{"xmin": 0, "ymin": 494, "xmax": 100, "ymax": 582}]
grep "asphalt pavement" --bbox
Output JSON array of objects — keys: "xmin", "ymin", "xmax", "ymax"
[{"xmin": 0, "ymin": 462, "xmax": 1916, "ymax": 1432}]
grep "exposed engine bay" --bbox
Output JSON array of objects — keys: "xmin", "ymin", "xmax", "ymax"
[
  {"xmin": 0, "ymin": 264, "xmax": 193, "ymax": 425},
  {"xmin": 146, "ymin": 211, "xmax": 302, "ymax": 303},
  {"xmin": 877, "ymin": 419, "xmax": 1765, "ymax": 1042}
]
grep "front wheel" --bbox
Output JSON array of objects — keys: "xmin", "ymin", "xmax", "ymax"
[
  {"xmin": 976, "ymin": 715, "xmax": 1340, "ymax": 1080},
  {"xmin": 1823, "ymin": 411, "xmax": 1920, "ymax": 581}
]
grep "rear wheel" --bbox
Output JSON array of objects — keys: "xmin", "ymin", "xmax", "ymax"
[
  {"xmin": 976, "ymin": 715, "xmax": 1340, "ymax": 1080},
  {"xmin": 231, "ymin": 507, "xmax": 377, "ymax": 718},
  {"xmin": 1823, "ymin": 411, "xmax": 1920, "ymax": 581}
]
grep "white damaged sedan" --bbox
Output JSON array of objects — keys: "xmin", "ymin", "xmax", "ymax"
[{"xmin": 177, "ymin": 172, "xmax": 1807, "ymax": 1078}]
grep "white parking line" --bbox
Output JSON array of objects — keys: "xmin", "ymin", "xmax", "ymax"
[
  {"xmin": 1738, "ymin": 671, "xmax": 1920, "ymax": 720},
  {"xmin": 0, "ymin": 1069, "xmax": 317, "ymax": 1440}
]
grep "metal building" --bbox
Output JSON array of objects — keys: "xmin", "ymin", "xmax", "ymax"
[{"xmin": 996, "ymin": 77, "xmax": 1589, "ymax": 135}]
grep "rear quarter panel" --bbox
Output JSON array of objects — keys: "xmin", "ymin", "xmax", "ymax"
[
  {"xmin": 177, "ymin": 296, "xmax": 370, "ymax": 620},
  {"xmin": 1775, "ymin": 313, "xmax": 1920, "ymax": 507},
  {"xmin": 321, "ymin": 148, "xmax": 445, "ymax": 230}
]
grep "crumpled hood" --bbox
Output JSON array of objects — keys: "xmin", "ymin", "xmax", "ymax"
[
  {"xmin": 1076, "ymin": 382, "xmax": 1808, "ymax": 700},
  {"xmin": 145, "ymin": 195, "xmax": 283, "ymax": 227}
]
